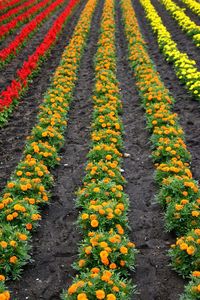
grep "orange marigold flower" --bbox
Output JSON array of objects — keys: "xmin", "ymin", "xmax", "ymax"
[
  {"xmin": 0, "ymin": 241, "xmax": 7, "ymax": 248},
  {"xmin": 180, "ymin": 243, "xmax": 188, "ymax": 251},
  {"xmin": 77, "ymin": 293, "xmax": 88, "ymax": 300},
  {"xmin": 120, "ymin": 246, "xmax": 128, "ymax": 254},
  {"xmin": 187, "ymin": 246, "xmax": 195, "ymax": 256},
  {"xmin": 9, "ymin": 256, "xmax": 18, "ymax": 264},
  {"xmin": 10, "ymin": 240, "xmax": 17, "ymax": 247},
  {"xmin": 0, "ymin": 275, "xmax": 5, "ymax": 281},
  {"xmin": 68, "ymin": 284, "xmax": 77, "ymax": 295},
  {"xmin": 192, "ymin": 271, "xmax": 200, "ymax": 277},
  {"xmin": 96, "ymin": 290, "xmax": 105, "ymax": 299},
  {"xmin": 18, "ymin": 234, "xmax": 27, "ymax": 241},
  {"xmin": 112, "ymin": 285, "xmax": 119, "ymax": 292},
  {"xmin": 7, "ymin": 182, "xmax": 15, "ymax": 188},
  {"xmin": 91, "ymin": 219, "xmax": 99, "ymax": 228},
  {"xmin": 26, "ymin": 223, "xmax": 33, "ymax": 230},
  {"xmin": 78, "ymin": 259, "xmax": 85, "ymax": 268},
  {"xmin": 91, "ymin": 267, "xmax": 100, "ymax": 274},
  {"xmin": 107, "ymin": 294, "xmax": 116, "ymax": 300}
]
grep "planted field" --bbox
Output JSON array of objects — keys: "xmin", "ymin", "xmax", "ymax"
[{"xmin": 1, "ymin": 0, "xmax": 200, "ymax": 299}]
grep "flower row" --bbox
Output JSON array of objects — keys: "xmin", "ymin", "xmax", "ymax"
[
  {"xmin": 0, "ymin": 0, "xmax": 66, "ymax": 67},
  {"xmin": 0, "ymin": 0, "xmax": 39, "ymax": 25},
  {"xmin": 0, "ymin": 0, "xmax": 97, "ymax": 297},
  {"xmin": 121, "ymin": 0, "xmax": 200, "ymax": 298},
  {"xmin": 139, "ymin": 0, "xmax": 200, "ymax": 101},
  {"xmin": 62, "ymin": 0, "xmax": 137, "ymax": 299},
  {"xmin": 0, "ymin": 0, "xmax": 79, "ymax": 127},
  {"xmin": 0, "ymin": 0, "xmax": 27, "ymax": 15},
  {"xmin": 160, "ymin": 0, "xmax": 200, "ymax": 47},
  {"xmin": 0, "ymin": 0, "xmax": 52, "ymax": 40},
  {"xmin": 181, "ymin": 0, "xmax": 200, "ymax": 17}
]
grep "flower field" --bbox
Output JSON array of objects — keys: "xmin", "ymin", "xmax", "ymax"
[{"xmin": 1, "ymin": 0, "xmax": 200, "ymax": 299}]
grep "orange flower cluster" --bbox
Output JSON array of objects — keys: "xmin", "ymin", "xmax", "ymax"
[
  {"xmin": 0, "ymin": 0, "xmax": 98, "ymax": 296},
  {"xmin": 120, "ymin": 0, "xmax": 200, "ymax": 298},
  {"xmin": 62, "ymin": 0, "xmax": 137, "ymax": 298}
]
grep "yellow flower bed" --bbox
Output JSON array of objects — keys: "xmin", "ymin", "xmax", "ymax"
[
  {"xmin": 181, "ymin": 0, "xmax": 200, "ymax": 17},
  {"xmin": 160, "ymin": 0, "xmax": 200, "ymax": 47},
  {"xmin": 140, "ymin": 0, "xmax": 200, "ymax": 100},
  {"xmin": 62, "ymin": 0, "xmax": 137, "ymax": 299},
  {"xmin": 0, "ymin": 0, "xmax": 98, "ymax": 296}
]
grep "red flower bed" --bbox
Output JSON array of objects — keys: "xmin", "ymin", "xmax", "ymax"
[
  {"xmin": 0, "ymin": 0, "xmax": 65, "ymax": 65},
  {"xmin": 0, "ymin": 0, "xmax": 80, "ymax": 121},
  {"xmin": 0, "ymin": 0, "xmax": 52, "ymax": 40},
  {"xmin": 0, "ymin": 0, "xmax": 27, "ymax": 14},
  {"xmin": 0, "ymin": 0, "xmax": 39, "ymax": 24}
]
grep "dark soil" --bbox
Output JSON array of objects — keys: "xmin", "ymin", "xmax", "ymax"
[
  {"xmin": 8, "ymin": 1, "xmax": 104, "ymax": 298},
  {"xmin": 0, "ymin": 0, "xmax": 86, "ymax": 194},
  {"xmin": 149, "ymin": 0, "xmax": 200, "ymax": 69},
  {"xmin": 115, "ymin": 2, "xmax": 185, "ymax": 299},
  {"xmin": 0, "ymin": 0, "xmax": 70, "ymax": 91},
  {"xmin": 132, "ymin": 0, "xmax": 200, "ymax": 181}
]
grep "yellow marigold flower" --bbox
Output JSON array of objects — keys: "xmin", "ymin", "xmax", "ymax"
[
  {"xmin": 100, "ymin": 242, "xmax": 108, "ymax": 248},
  {"xmin": 93, "ymin": 187, "xmax": 100, "ymax": 193},
  {"xmin": 16, "ymin": 171, "xmax": 22, "ymax": 176},
  {"xmin": 81, "ymin": 213, "xmax": 89, "ymax": 220},
  {"xmin": 100, "ymin": 250, "xmax": 109, "ymax": 258},
  {"xmin": 85, "ymin": 246, "xmax": 92, "ymax": 255},
  {"xmin": 18, "ymin": 234, "xmax": 27, "ymax": 241},
  {"xmin": 187, "ymin": 246, "xmax": 195, "ymax": 255},
  {"xmin": 31, "ymin": 214, "xmax": 41, "ymax": 221},
  {"xmin": 175, "ymin": 204, "xmax": 183, "ymax": 211},
  {"xmin": 10, "ymin": 240, "xmax": 17, "ymax": 247},
  {"xmin": 192, "ymin": 211, "xmax": 200, "ymax": 217},
  {"xmin": 6, "ymin": 214, "xmax": 13, "ymax": 221},
  {"xmin": 77, "ymin": 293, "xmax": 88, "ymax": 300},
  {"xmin": 78, "ymin": 260, "xmax": 85, "ymax": 268},
  {"xmin": 107, "ymin": 294, "xmax": 116, "ymax": 300},
  {"xmin": 120, "ymin": 246, "xmax": 128, "ymax": 254},
  {"xmin": 128, "ymin": 242, "xmax": 135, "ymax": 248},
  {"xmin": 106, "ymin": 155, "xmax": 112, "ymax": 160},
  {"xmin": 91, "ymin": 219, "xmax": 99, "ymax": 228},
  {"xmin": 96, "ymin": 290, "xmax": 105, "ymax": 299},
  {"xmin": 180, "ymin": 243, "xmax": 188, "ymax": 250}
]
